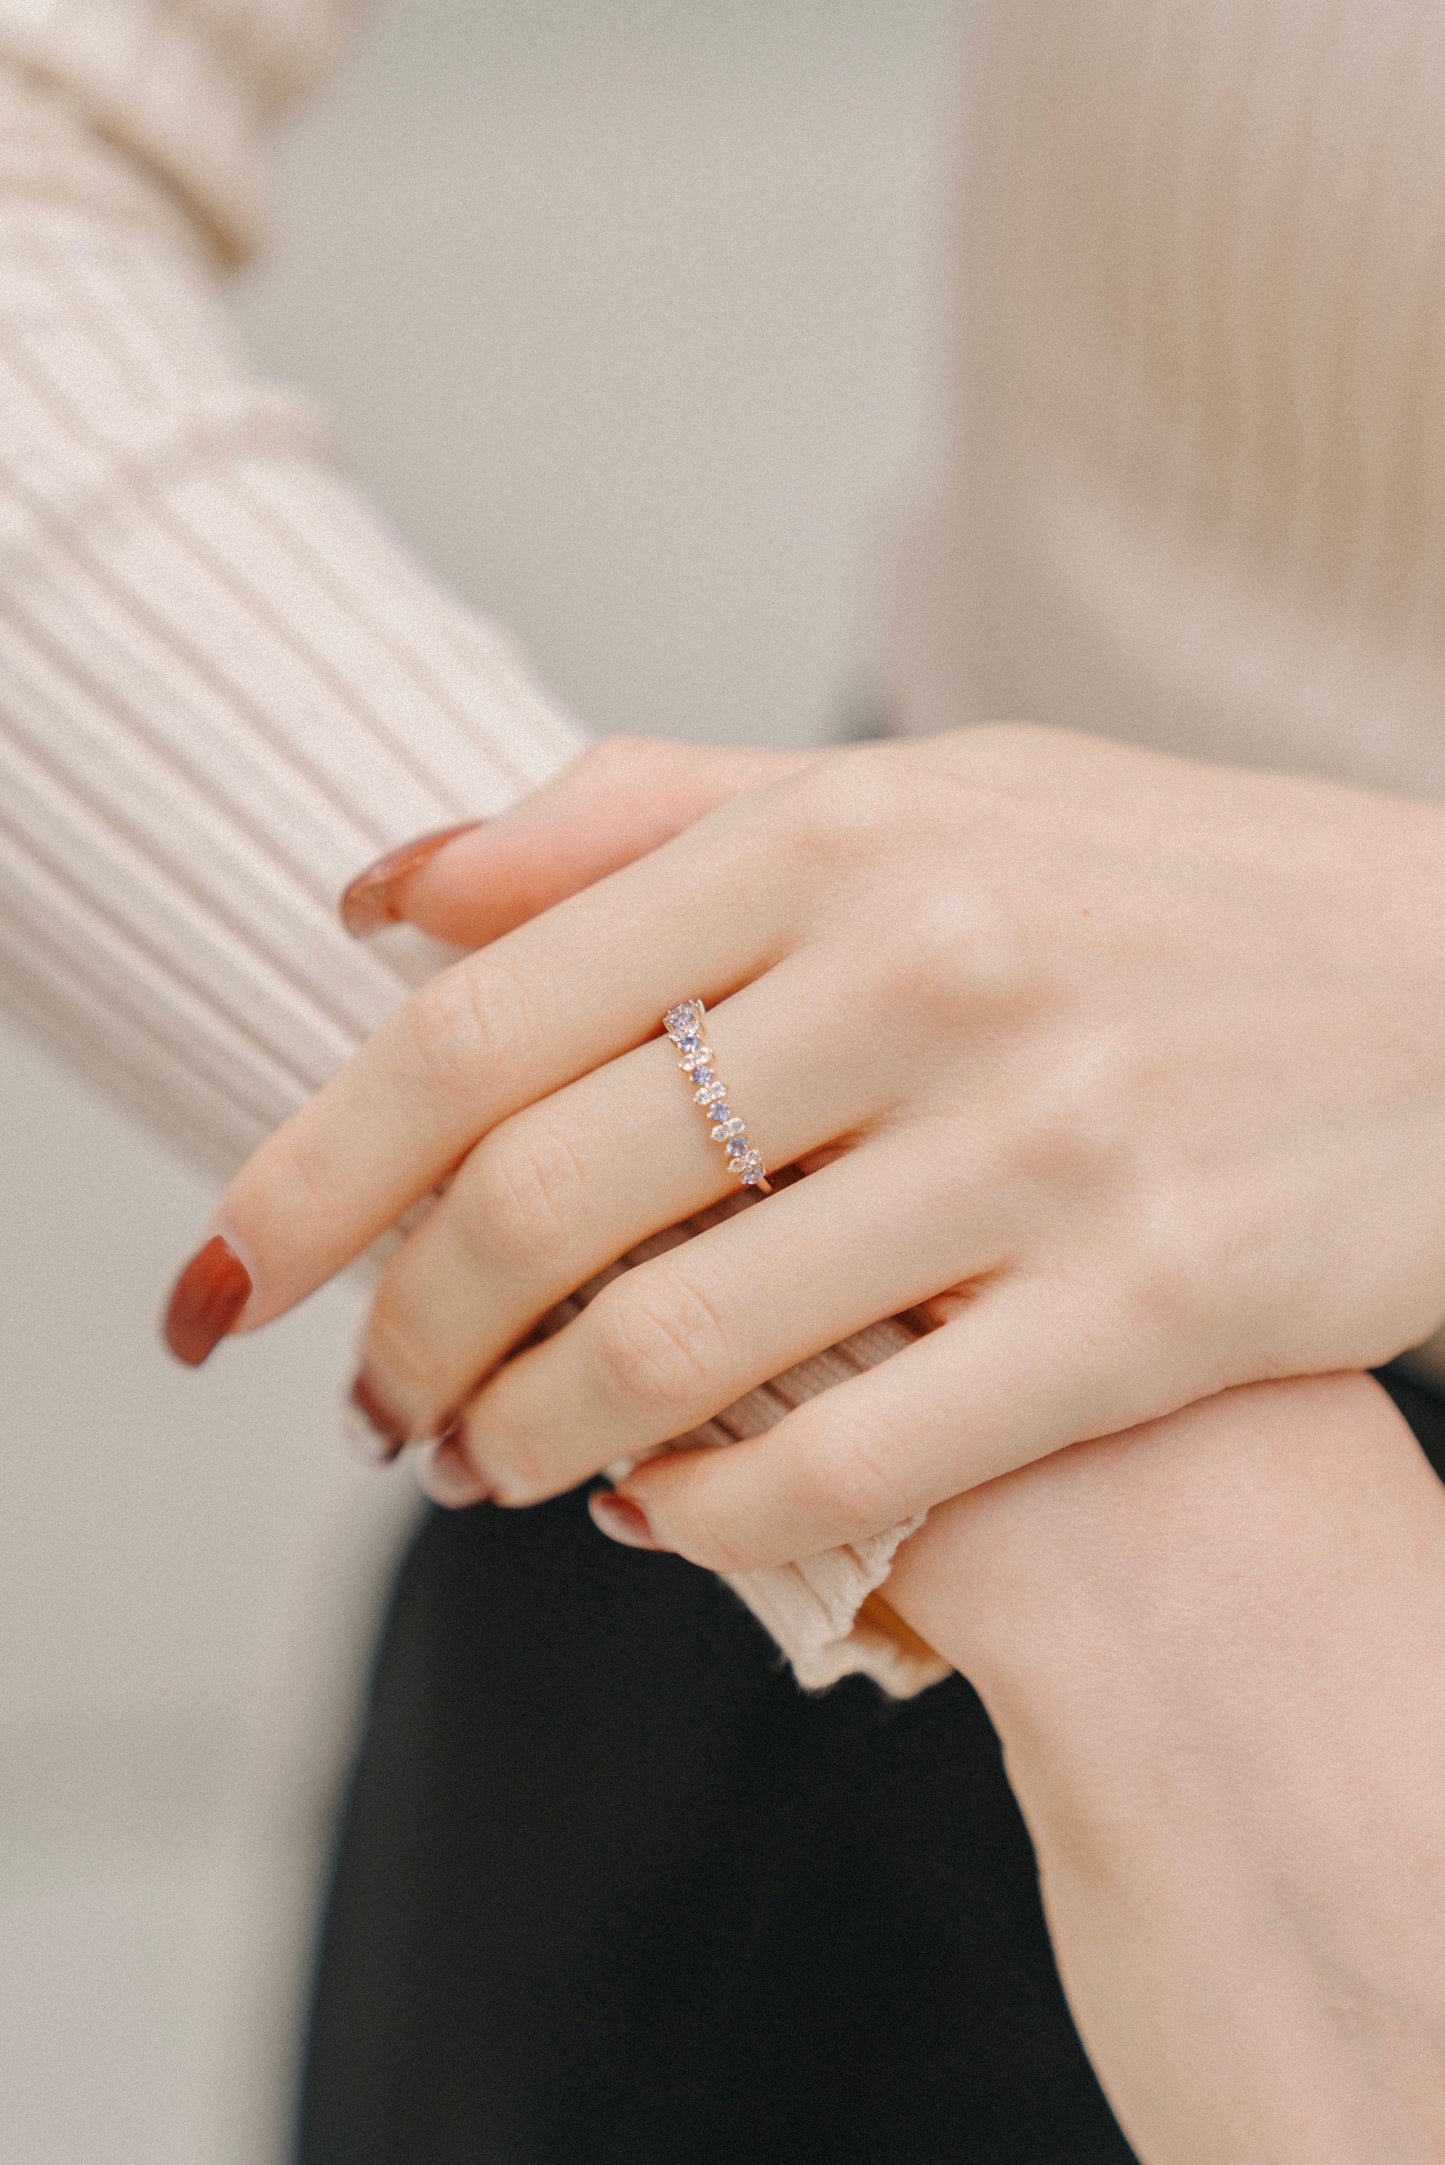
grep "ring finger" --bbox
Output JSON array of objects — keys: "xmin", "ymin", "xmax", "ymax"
[{"xmin": 354, "ymin": 960, "xmax": 892, "ymax": 1446}]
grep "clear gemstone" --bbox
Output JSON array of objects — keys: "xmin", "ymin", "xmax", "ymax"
[
  {"xmin": 694, "ymin": 1081, "xmax": 727, "ymax": 1106},
  {"xmin": 712, "ymin": 1117, "xmax": 745, "ymax": 1141},
  {"xmin": 737, "ymin": 1149, "xmax": 765, "ymax": 1181},
  {"xmin": 678, "ymin": 1046, "xmax": 712, "ymax": 1071}
]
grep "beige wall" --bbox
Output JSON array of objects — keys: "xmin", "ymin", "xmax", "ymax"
[{"xmin": 0, "ymin": 4, "xmax": 955, "ymax": 2158}]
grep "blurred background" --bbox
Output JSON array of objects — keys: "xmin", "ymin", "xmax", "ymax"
[{"xmin": 0, "ymin": 2, "xmax": 957, "ymax": 2160}]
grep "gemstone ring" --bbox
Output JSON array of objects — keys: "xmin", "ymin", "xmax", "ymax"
[{"xmin": 663, "ymin": 999, "xmax": 772, "ymax": 1194}]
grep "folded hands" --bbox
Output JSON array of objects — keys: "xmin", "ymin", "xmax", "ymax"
[
  {"xmin": 165, "ymin": 724, "xmax": 1445, "ymax": 2156},
  {"xmin": 172, "ymin": 724, "xmax": 1445, "ymax": 1570}
]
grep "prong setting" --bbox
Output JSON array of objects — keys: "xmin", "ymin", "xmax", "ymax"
[{"xmin": 664, "ymin": 998, "xmax": 771, "ymax": 1190}]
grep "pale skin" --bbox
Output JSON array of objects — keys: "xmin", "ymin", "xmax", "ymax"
[
  {"xmin": 196, "ymin": 726, "xmax": 1445, "ymax": 1560},
  {"xmin": 891, "ymin": 1371, "xmax": 1445, "ymax": 2163},
  {"xmin": 167, "ymin": 727, "xmax": 1445, "ymax": 2150}
]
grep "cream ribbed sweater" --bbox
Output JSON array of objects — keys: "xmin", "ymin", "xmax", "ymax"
[
  {"xmin": 914, "ymin": 0, "xmax": 1445, "ymax": 804},
  {"xmin": 0, "ymin": 6, "xmax": 937, "ymax": 1695}
]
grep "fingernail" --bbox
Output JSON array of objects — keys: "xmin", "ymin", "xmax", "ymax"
[
  {"xmin": 340, "ymin": 822, "xmax": 484, "ymax": 936},
  {"xmin": 347, "ymin": 1373, "xmax": 410, "ymax": 1460},
  {"xmin": 588, "ymin": 1489, "xmax": 663, "ymax": 1551},
  {"xmin": 416, "ymin": 1431, "xmax": 492, "ymax": 1508},
  {"xmin": 163, "ymin": 1235, "xmax": 253, "ymax": 1366}
]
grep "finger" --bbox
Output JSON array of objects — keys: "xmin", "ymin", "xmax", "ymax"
[
  {"xmin": 202, "ymin": 791, "xmax": 792, "ymax": 1328},
  {"xmin": 344, "ymin": 737, "xmax": 814, "ymax": 947},
  {"xmin": 609, "ymin": 1277, "xmax": 1172, "ymax": 1571},
  {"xmin": 357, "ymin": 960, "xmax": 882, "ymax": 1441},
  {"xmin": 441, "ymin": 1141, "xmax": 1009, "ymax": 1505}
]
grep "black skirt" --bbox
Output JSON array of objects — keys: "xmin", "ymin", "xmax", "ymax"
[{"xmin": 295, "ymin": 1368, "xmax": 1445, "ymax": 2165}]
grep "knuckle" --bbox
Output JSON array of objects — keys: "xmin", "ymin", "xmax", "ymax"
[
  {"xmin": 404, "ymin": 958, "xmax": 521, "ymax": 1095},
  {"xmin": 589, "ymin": 1271, "xmax": 730, "ymax": 1423},
  {"xmin": 1005, "ymin": 1105, "xmax": 1111, "ymax": 1200},
  {"xmin": 666, "ymin": 1397, "xmax": 918, "ymax": 1573},
  {"xmin": 464, "ymin": 1113, "xmax": 588, "ymax": 1272},
  {"xmin": 889, "ymin": 887, "xmax": 1029, "ymax": 1022},
  {"xmin": 866, "ymin": 885, "xmax": 1040, "ymax": 1052},
  {"xmin": 667, "ymin": 1489, "xmax": 759, "ymax": 1577},
  {"xmin": 784, "ymin": 749, "xmax": 924, "ymax": 866},
  {"xmin": 787, "ymin": 1405, "xmax": 911, "ymax": 1538},
  {"xmin": 1004, "ymin": 1029, "xmax": 1137, "ymax": 1193},
  {"xmin": 1118, "ymin": 1193, "xmax": 1210, "ymax": 1342}
]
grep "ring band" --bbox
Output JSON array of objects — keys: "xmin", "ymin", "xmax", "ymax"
[{"xmin": 663, "ymin": 999, "xmax": 773, "ymax": 1194}]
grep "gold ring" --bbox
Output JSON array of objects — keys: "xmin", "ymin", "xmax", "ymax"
[{"xmin": 663, "ymin": 1000, "xmax": 773, "ymax": 1194}]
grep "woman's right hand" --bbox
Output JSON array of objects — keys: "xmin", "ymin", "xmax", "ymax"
[
  {"xmin": 888, "ymin": 1373, "xmax": 1445, "ymax": 2162},
  {"xmin": 169, "ymin": 726, "xmax": 1445, "ymax": 1576}
]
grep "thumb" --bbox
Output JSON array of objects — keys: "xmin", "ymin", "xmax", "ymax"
[{"xmin": 341, "ymin": 734, "xmax": 814, "ymax": 948}]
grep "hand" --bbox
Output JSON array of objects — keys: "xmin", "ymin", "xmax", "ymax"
[
  {"xmin": 167, "ymin": 727, "xmax": 1445, "ymax": 1571},
  {"xmin": 887, "ymin": 1374, "xmax": 1445, "ymax": 2162}
]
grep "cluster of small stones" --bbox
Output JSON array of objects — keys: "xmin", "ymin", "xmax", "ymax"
[{"xmin": 664, "ymin": 1000, "xmax": 768, "ymax": 1187}]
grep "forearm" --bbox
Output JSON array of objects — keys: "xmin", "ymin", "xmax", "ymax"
[
  {"xmin": 886, "ymin": 1376, "xmax": 1445, "ymax": 2161},
  {"xmin": 0, "ymin": 67, "xmax": 585, "ymax": 1178}
]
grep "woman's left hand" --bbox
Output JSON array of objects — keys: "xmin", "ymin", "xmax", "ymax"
[{"xmin": 166, "ymin": 726, "xmax": 1445, "ymax": 1571}]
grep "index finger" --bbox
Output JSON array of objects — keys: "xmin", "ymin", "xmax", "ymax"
[{"xmin": 173, "ymin": 799, "xmax": 787, "ymax": 1338}]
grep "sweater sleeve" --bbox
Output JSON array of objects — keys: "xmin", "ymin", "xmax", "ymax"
[{"xmin": 0, "ymin": 50, "xmax": 942, "ymax": 1694}]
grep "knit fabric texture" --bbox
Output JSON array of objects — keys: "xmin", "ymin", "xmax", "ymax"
[{"xmin": 0, "ymin": 27, "xmax": 938, "ymax": 1693}]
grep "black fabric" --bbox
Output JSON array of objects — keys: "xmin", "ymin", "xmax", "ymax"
[{"xmin": 295, "ymin": 1372, "xmax": 1445, "ymax": 2165}]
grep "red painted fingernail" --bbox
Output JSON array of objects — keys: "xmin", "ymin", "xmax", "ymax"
[
  {"xmin": 339, "ymin": 821, "xmax": 485, "ymax": 936},
  {"xmin": 347, "ymin": 1372, "xmax": 411, "ymax": 1460},
  {"xmin": 588, "ymin": 1490, "xmax": 663, "ymax": 1551},
  {"xmin": 163, "ymin": 1235, "xmax": 253, "ymax": 1366}
]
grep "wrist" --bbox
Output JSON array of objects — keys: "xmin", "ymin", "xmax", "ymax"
[
  {"xmin": 886, "ymin": 1376, "xmax": 1445, "ymax": 2160},
  {"xmin": 886, "ymin": 1373, "xmax": 1437, "ymax": 1745}
]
